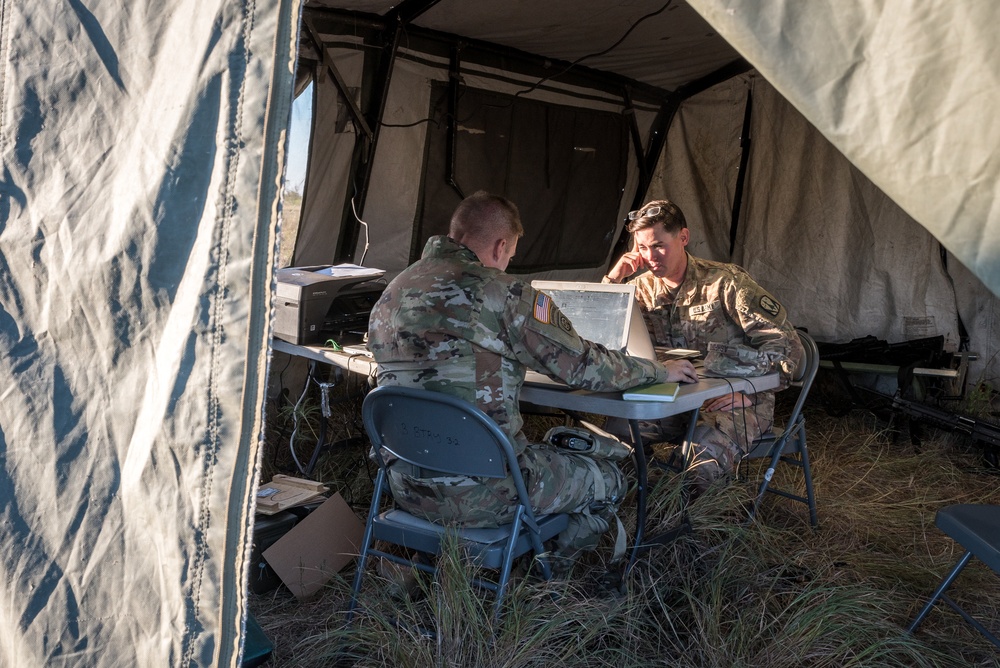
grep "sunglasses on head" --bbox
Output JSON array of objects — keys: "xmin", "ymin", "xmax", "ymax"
[{"xmin": 627, "ymin": 205, "xmax": 663, "ymax": 221}]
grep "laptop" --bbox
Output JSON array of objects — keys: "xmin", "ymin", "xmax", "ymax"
[{"xmin": 524, "ymin": 281, "xmax": 657, "ymax": 386}]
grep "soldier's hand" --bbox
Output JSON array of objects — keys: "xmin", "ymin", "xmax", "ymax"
[
  {"xmin": 703, "ymin": 392, "xmax": 753, "ymax": 412},
  {"xmin": 606, "ymin": 235, "xmax": 645, "ymax": 283},
  {"xmin": 663, "ymin": 360, "xmax": 698, "ymax": 383}
]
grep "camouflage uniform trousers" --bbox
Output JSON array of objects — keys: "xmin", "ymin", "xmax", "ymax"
[
  {"xmin": 386, "ymin": 443, "xmax": 626, "ymax": 558},
  {"xmin": 607, "ymin": 391, "xmax": 775, "ymax": 491}
]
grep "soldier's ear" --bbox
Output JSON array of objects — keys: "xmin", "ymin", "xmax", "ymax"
[
  {"xmin": 678, "ymin": 228, "xmax": 690, "ymax": 246},
  {"xmin": 478, "ymin": 237, "xmax": 507, "ymax": 269},
  {"xmin": 491, "ymin": 237, "xmax": 508, "ymax": 264}
]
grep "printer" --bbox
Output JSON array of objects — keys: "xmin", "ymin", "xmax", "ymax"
[{"xmin": 274, "ymin": 265, "xmax": 387, "ymax": 345}]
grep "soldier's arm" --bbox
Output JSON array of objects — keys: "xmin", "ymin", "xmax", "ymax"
[
  {"xmin": 508, "ymin": 286, "xmax": 672, "ymax": 391},
  {"xmin": 730, "ymin": 273, "xmax": 804, "ymax": 386}
]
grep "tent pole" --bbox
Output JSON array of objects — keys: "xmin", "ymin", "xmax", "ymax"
[
  {"xmin": 302, "ymin": 19, "xmax": 373, "ymax": 142},
  {"xmin": 728, "ymin": 87, "xmax": 752, "ymax": 258},
  {"xmin": 610, "ymin": 99, "xmax": 677, "ymax": 264},
  {"xmin": 335, "ymin": 0, "xmax": 442, "ymax": 262},
  {"xmin": 623, "ymin": 87, "xmax": 649, "ymax": 190},
  {"xmin": 446, "ymin": 45, "xmax": 466, "ymax": 199},
  {"xmin": 335, "ymin": 22, "xmax": 400, "ymax": 263}
]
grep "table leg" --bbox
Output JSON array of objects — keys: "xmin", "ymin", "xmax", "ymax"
[
  {"xmin": 626, "ymin": 419, "xmax": 647, "ymax": 573},
  {"xmin": 625, "ymin": 407, "xmax": 701, "ymax": 574},
  {"xmin": 679, "ymin": 407, "xmax": 700, "ymax": 504},
  {"xmin": 302, "ymin": 361, "xmax": 330, "ymax": 476},
  {"xmin": 678, "ymin": 407, "xmax": 700, "ymax": 467}
]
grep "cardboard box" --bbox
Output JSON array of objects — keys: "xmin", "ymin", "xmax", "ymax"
[{"xmin": 263, "ymin": 492, "xmax": 364, "ymax": 600}]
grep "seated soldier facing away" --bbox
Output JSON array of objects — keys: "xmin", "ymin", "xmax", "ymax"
[
  {"xmin": 603, "ymin": 198, "xmax": 804, "ymax": 495},
  {"xmin": 367, "ymin": 191, "xmax": 696, "ymax": 572}
]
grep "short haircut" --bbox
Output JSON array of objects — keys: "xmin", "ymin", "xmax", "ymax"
[
  {"xmin": 627, "ymin": 198, "xmax": 687, "ymax": 235},
  {"xmin": 449, "ymin": 191, "xmax": 524, "ymax": 243}
]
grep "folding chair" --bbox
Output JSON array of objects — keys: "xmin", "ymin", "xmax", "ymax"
[
  {"xmin": 348, "ymin": 385, "xmax": 569, "ymax": 621},
  {"xmin": 907, "ymin": 504, "xmax": 1000, "ymax": 648},
  {"xmin": 743, "ymin": 330, "xmax": 820, "ymax": 527}
]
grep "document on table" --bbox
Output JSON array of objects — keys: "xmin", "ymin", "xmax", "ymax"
[{"xmin": 315, "ymin": 263, "xmax": 385, "ymax": 280}]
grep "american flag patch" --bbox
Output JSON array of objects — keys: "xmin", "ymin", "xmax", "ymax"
[{"xmin": 533, "ymin": 292, "xmax": 552, "ymax": 324}]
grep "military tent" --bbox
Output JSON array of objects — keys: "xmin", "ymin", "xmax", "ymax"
[{"xmin": 1, "ymin": 0, "xmax": 998, "ymax": 665}]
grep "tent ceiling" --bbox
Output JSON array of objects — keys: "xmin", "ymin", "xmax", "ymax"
[{"xmin": 304, "ymin": 0, "xmax": 742, "ymax": 93}]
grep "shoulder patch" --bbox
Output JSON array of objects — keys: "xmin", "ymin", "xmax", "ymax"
[
  {"xmin": 533, "ymin": 292, "xmax": 552, "ymax": 324},
  {"xmin": 556, "ymin": 310, "xmax": 573, "ymax": 333},
  {"xmin": 759, "ymin": 295, "xmax": 781, "ymax": 317}
]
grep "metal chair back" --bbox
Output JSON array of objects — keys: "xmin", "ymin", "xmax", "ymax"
[
  {"xmin": 364, "ymin": 385, "xmax": 514, "ymax": 480},
  {"xmin": 745, "ymin": 329, "xmax": 820, "ymax": 526},
  {"xmin": 349, "ymin": 385, "xmax": 567, "ymax": 622}
]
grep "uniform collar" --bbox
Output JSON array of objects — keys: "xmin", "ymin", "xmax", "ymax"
[{"xmin": 421, "ymin": 235, "xmax": 482, "ymax": 265}]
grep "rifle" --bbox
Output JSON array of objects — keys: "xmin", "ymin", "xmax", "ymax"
[{"xmin": 891, "ymin": 394, "xmax": 999, "ymax": 467}]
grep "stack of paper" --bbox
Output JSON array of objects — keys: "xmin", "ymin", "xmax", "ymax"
[
  {"xmin": 315, "ymin": 263, "xmax": 385, "ymax": 280},
  {"xmin": 256, "ymin": 475, "xmax": 329, "ymax": 515}
]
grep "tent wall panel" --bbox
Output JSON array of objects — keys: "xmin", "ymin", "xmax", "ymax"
[
  {"xmin": 655, "ymin": 75, "xmax": 746, "ymax": 263},
  {"xmin": 653, "ymin": 74, "xmax": 998, "ymax": 386},
  {"xmin": 345, "ymin": 55, "xmax": 434, "ymax": 273},
  {"xmin": 0, "ymin": 1, "xmax": 298, "ymax": 665},
  {"xmin": 689, "ymin": 0, "xmax": 1000, "ymax": 300},
  {"xmin": 298, "ymin": 36, "xmax": 660, "ymax": 280}
]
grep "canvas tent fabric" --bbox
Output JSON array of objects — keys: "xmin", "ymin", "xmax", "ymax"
[
  {"xmin": 688, "ymin": 0, "xmax": 1000, "ymax": 300},
  {"xmin": 0, "ymin": 1, "xmax": 299, "ymax": 665},
  {"xmin": 656, "ymin": 73, "xmax": 968, "ymax": 352},
  {"xmin": 295, "ymin": 0, "xmax": 999, "ymax": 386}
]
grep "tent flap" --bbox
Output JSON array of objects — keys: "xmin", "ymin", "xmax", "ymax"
[
  {"xmin": 687, "ymin": 0, "xmax": 1000, "ymax": 299},
  {"xmin": 0, "ymin": 0, "xmax": 299, "ymax": 665}
]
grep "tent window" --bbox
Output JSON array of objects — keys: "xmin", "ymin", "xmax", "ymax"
[
  {"xmin": 282, "ymin": 82, "xmax": 314, "ymax": 267},
  {"xmin": 415, "ymin": 84, "xmax": 628, "ymax": 272}
]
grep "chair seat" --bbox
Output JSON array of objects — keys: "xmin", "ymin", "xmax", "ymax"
[
  {"xmin": 936, "ymin": 504, "xmax": 1000, "ymax": 573},
  {"xmin": 746, "ymin": 428, "xmax": 784, "ymax": 458},
  {"xmin": 373, "ymin": 509, "xmax": 570, "ymax": 570}
]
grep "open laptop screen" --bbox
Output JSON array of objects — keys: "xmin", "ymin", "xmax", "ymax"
[{"xmin": 530, "ymin": 280, "xmax": 653, "ymax": 358}]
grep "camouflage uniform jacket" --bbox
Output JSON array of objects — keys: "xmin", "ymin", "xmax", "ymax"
[
  {"xmin": 630, "ymin": 253, "xmax": 803, "ymax": 393},
  {"xmin": 368, "ymin": 236, "xmax": 668, "ymax": 453}
]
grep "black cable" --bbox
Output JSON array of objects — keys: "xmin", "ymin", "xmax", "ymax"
[
  {"xmin": 274, "ymin": 352, "xmax": 293, "ymax": 404},
  {"xmin": 510, "ymin": 0, "xmax": 675, "ymax": 99},
  {"xmin": 374, "ymin": 1, "xmax": 677, "ymax": 129},
  {"xmin": 731, "ymin": 375, "xmax": 765, "ymax": 481},
  {"xmin": 722, "ymin": 376, "xmax": 753, "ymax": 454},
  {"xmin": 380, "ymin": 116, "xmax": 442, "ymax": 128}
]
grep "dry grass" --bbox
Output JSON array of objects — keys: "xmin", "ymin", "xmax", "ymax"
[
  {"xmin": 278, "ymin": 191, "xmax": 301, "ymax": 269},
  {"xmin": 251, "ymin": 373, "xmax": 1000, "ymax": 667}
]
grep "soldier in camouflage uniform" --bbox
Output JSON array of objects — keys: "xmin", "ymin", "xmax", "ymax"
[
  {"xmin": 368, "ymin": 191, "xmax": 697, "ymax": 565},
  {"xmin": 605, "ymin": 199, "xmax": 804, "ymax": 493}
]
